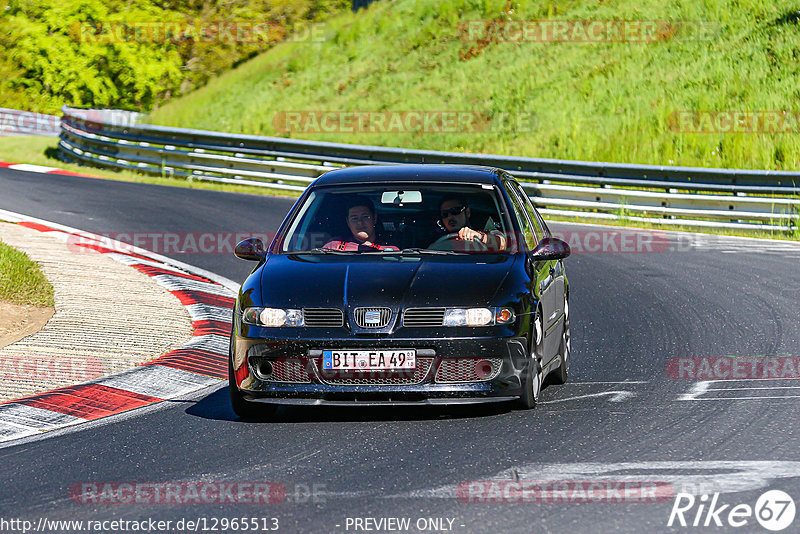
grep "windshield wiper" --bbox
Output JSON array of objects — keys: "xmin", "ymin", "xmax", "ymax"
[
  {"xmin": 398, "ymin": 248, "xmax": 464, "ymax": 255},
  {"xmin": 292, "ymin": 248, "xmax": 350, "ymax": 254}
]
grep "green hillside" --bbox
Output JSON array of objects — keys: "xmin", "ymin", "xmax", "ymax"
[
  {"xmin": 0, "ymin": 0, "xmax": 348, "ymax": 114},
  {"xmin": 148, "ymin": 0, "xmax": 800, "ymax": 170}
]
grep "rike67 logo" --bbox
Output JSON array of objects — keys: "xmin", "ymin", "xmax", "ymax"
[{"xmin": 668, "ymin": 490, "xmax": 796, "ymax": 531}]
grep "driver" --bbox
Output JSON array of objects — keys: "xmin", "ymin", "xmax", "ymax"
[
  {"xmin": 323, "ymin": 196, "xmax": 399, "ymax": 252},
  {"xmin": 436, "ymin": 196, "xmax": 506, "ymax": 251}
]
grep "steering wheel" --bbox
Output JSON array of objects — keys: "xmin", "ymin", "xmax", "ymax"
[{"xmin": 429, "ymin": 232, "xmax": 488, "ymax": 252}]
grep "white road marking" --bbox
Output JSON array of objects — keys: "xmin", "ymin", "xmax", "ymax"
[
  {"xmin": 401, "ymin": 461, "xmax": 800, "ymax": 500},
  {"xmin": 707, "ymin": 385, "xmax": 800, "ymax": 391},
  {"xmin": 311, "ymin": 461, "xmax": 800, "ymax": 501},
  {"xmin": 0, "ymin": 405, "xmax": 85, "ymax": 443},
  {"xmin": 0, "ymin": 404, "xmax": 84, "ymax": 428},
  {"xmin": 677, "ymin": 379, "xmax": 800, "ymax": 401},
  {"xmin": 8, "ymin": 164, "xmax": 58, "ymax": 173},
  {"xmin": 0, "ymin": 422, "xmax": 39, "ymax": 441},
  {"xmin": 567, "ymin": 381, "xmax": 649, "ymax": 385},
  {"xmin": 677, "ymin": 381, "xmax": 711, "ymax": 401},
  {"xmin": 541, "ymin": 391, "xmax": 637, "ymax": 403},
  {"xmin": 496, "ymin": 461, "xmax": 800, "ymax": 496},
  {"xmin": 679, "ymin": 396, "xmax": 800, "ymax": 401},
  {"xmin": 696, "ymin": 377, "xmax": 800, "ymax": 383}
]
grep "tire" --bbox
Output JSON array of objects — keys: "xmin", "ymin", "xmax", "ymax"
[
  {"xmin": 516, "ymin": 310, "xmax": 543, "ymax": 409},
  {"xmin": 228, "ymin": 331, "xmax": 278, "ymax": 420},
  {"xmin": 550, "ymin": 297, "xmax": 570, "ymax": 386}
]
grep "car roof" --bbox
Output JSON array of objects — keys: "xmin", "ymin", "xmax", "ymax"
[{"xmin": 311, "ymin": 164, "xmax": 504, "ymax": 186}]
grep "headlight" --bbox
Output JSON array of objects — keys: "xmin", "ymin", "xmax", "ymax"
[
  {"xmin": 443, "ymin": 307, "xmax": 515, "ymax": 326},
  {"xmin": 242, "ymin": 307, "xmax": 304, "ymax": 327}
]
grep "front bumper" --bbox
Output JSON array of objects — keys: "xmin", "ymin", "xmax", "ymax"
[{"xmin": 231, "ymin": 335, "xmax": 530, "ymax": 404}]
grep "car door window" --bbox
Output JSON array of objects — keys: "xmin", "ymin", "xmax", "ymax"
[
  {"xmin": 530, "ymin": 202, "xmax": 551, "ymax": 238},
  {"xmin": 535, "ymin": 209, "xmax": 552, "ymax": 237},
  {"xmin": 509, "ymin": 180, "xmax": 547, "ymax": 239},
  {"xmin": 504, "ymin": 181, "xmax": 537, "ymax": 250}
]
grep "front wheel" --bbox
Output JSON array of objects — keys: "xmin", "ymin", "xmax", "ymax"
[
  {"xmin": 516, "ymin": 311, "xmax": 543, "ymax": 409},
  {"xmin": 550, "ymin": 297, "xmax": 570, "ymax": 385}
]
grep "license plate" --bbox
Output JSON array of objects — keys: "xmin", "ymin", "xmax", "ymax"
[{"xmin": 322, "ymin": 350, "xmax": 416, "ymax": 370}]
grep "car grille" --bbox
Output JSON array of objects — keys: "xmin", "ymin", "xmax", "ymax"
[
  {"xmin": 403, "ymin": 307, "xmax": 446, "ymax": 327},
  {"xmin": 315, "ymin": 357, "xmax": 434, "ymax": 385},
  {"xmin": 250, "ymin": 357, "xmax": 314, "ymax": 383},
  {"xmin": 303, "ymin": 308, "xmax": 344, "ymax": 328},
  {"xmin": 353, "ymin": 307, "xmax": 392, "ymax": 329},
  {"xmin": 435, "ymin": 358, "xmax": 503, "ymax": 383}
]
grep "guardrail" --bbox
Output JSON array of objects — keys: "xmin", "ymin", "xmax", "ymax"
[
  {"xmin": 0, "ymin": 108, "xmax": 60, "ymax": 137},
  {"xmin": 58, "ymin": 105, "xmax": 800, "ymax": 232}
]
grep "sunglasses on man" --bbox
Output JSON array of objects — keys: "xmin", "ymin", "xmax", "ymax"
[{"xmin": 440, "ymin": 205, "xmax": 467, "ymax": 218}]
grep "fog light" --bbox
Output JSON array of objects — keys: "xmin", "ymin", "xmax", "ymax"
[
  {"xmin": 252, "ymin": 359, "xmax": 274, "ymax": 379},
  {"xmin": 474, "ymin": 359, "xmax": 493, "ymax": 379}
]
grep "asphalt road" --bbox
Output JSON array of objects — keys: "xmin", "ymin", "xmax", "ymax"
[{"xmin": 1, "ymin": 168, "xmax": 799, "ymax": 533}]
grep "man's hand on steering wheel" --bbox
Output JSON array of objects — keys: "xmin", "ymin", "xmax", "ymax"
[
  {"xmin": 457, "ymin": 226, "xmax": 486, "ymax": 244},
  {"xmin": 430, "ymin": 230, "xmax": 488, "ymax": 251}
]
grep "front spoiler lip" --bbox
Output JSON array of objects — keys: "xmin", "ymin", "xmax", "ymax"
[
  {"xmin": 238, "ymin": 379, "xmax": 525, "ymax": 405},
  {"xmin": 245, "ymin": 396, "xmax": 518, "ymax": 406}
]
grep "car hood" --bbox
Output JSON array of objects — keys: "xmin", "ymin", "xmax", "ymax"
[{"xmin": 259, "ymin": 254, "xmax": 516, "ymax": 309}]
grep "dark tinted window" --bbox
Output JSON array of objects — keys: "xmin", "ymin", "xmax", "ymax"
[
  {"xmin": 508, "ymin": 180, "xmax": 547, "ymax": 239},
  {"xmin": 504, "ymin": 181, "xmax": 537, "ymax": 250},
  {"xmin": 280, "ymin": 183, "xmax": 514, "ymax": 253}
]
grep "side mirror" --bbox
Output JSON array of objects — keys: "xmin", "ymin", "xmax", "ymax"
[
  {"xmin": 530, "ymin": 237, "xmax": 570, "ymax": 261},
  {"xmin": 235, "ymin": 238, "xmax": 266, "ymax": 261}
]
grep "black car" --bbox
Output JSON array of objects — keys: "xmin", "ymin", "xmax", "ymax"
[{"xmin": 229, "ymin": 164, "xmax": 571, "ymax": 417}]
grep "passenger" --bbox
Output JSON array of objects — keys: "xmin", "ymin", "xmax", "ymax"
[
  {"xmin": 436, "ymin": 196, "xmax": 506, "ymax": 251},
  {"xmin": 323, "ymin": 196, "xmax": 399, "ymax": 252}
]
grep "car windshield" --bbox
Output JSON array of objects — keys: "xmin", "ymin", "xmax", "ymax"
[{"xmin": 280, "ymin": 183, "xmax": 517, "ymax": 254}]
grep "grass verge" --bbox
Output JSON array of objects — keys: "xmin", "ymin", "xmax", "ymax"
[{"xmin": 0, "ymin": 238, "xmax": 54, "ymax": 306}]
